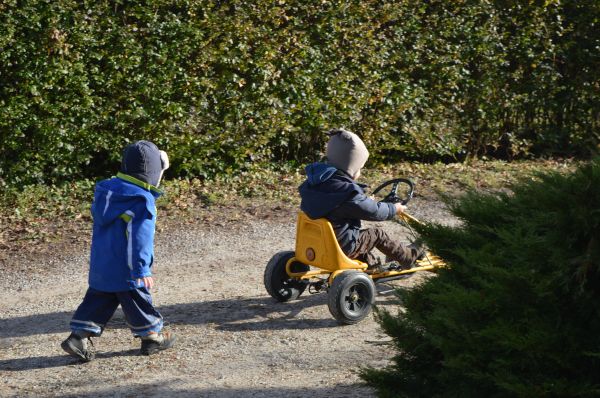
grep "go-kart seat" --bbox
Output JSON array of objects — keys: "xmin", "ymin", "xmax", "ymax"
[{"xmin": 294, "ymin": 212, "xmax": 367, "ymax": 272}]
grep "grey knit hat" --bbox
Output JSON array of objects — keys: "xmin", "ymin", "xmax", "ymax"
[
  {"xmin": 120, "ymin": 140, "xmax": 169, "ymax": 187},
  {"xmin": 325, "ymin": 128, "xmax": 369, "ymax": 178}
]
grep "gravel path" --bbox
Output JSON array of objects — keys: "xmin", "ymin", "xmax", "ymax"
[{"xmin": 0, "ymin": 198, "xmax": 455, "ymax": 397}]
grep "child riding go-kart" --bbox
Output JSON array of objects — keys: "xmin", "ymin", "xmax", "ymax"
[{"xmin": 264, "ymin": 176, "xmax": 445, "ymax": 325}]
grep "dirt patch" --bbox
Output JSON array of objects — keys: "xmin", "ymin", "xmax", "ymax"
[{"xmin": 0, "ymin": 198, "xmax": 454, "ymax": 397}]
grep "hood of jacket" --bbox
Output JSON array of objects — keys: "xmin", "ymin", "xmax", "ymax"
[
  {"xmin": 298, "ymin": 162, "xmax": 362, "ymax": 219},
  {"xmin": 91, "ymin": 173, "xmax": 161, "ymax": 226}
]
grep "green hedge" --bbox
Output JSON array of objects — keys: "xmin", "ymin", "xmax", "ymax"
[
  {"xmin": 362, "ymin": 158, "xmax": 600, "ymax": 397},
  {"xmin": 1, "ymin": 0, "xmax": 598, "ymax": 186}
]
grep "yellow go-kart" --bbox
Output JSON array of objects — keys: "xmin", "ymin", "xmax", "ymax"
[{"xmin": 264, "ymin": 178, "xmax": 445, "ymax": 325}]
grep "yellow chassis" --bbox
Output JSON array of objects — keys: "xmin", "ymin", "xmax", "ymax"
[{"xmin": 287, "ymin": 212, "xmax": 446, "ymax": 287}]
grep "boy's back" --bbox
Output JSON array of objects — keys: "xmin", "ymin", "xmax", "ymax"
[
  {"xmin": 299, "ymin": 162, "xmax": 395, "ymax": 255},
  {"xmin": 89, "ymin": 174, "xmax": 161, "ymax": 292},
  {"xmin": 298, "ymin": 128, "xmax": 421, "ymax": 269}
]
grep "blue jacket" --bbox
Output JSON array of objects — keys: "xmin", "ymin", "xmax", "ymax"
[
  {"xmin": 298, "ymin": 163, "xmax": 396, "ymax": 254},
  {"xmin": 88, "ymin": 173, "xmax": 162, "ymax": 292}
]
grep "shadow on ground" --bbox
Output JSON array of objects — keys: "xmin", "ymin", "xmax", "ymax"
[
  {"xmin": 0, "ymin": 286, "xmax": 403, "ymax": 372},
  {"xmin": 0, "ymin": 294, "xmax": 328, "ymax": 342},
  {"xmin": 0, "ymin": 349, "xmax": 140, "ymax": 371},
  {"xmin": 54, "ymin": 384, "xmax": 373, "ymax": 398},
  {"xmin": 0, "ymin": 284, "xmax": 402, "ymax": 341}
]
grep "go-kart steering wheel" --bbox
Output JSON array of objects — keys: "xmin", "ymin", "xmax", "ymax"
[{"xmin": 371, "ymin": 178, "xmax": 414, "ymax": 205}]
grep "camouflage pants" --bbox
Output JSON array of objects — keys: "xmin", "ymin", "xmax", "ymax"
[{"xmin": 348, "ymin": 227, "xmax": 418, "ymax": 267}]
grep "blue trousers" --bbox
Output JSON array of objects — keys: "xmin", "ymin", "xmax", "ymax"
[{"xmin": 69, "ymin": 287, "xmax": 163, "ymax": 337}]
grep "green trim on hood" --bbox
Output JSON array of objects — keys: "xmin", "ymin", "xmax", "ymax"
[{"xmin": 116, "ymin": 172, "xmax": 162, "ymax": 194}]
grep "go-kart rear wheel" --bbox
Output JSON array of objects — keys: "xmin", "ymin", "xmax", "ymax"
[
  {"xmin": 327, "ymin": 271, "xmax": 376, "ymax": 325},
  {"xmin": 264, "ymin": 251, "xmax": 309, "ymax": 302}
]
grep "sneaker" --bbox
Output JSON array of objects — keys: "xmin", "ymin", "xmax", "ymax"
[
  {"xmin": 364, "ymin": 256, "xmax": 385, "ymax": 274},
  {"xmin": 367, "ymin": 263, "xmax": 390, "ymax": 274},
  {"xmin": 384, "ymin": 260, "xmax": 402, "ymax": 270},
  {"xmin": 61, "ymin": 332, "xmax": 95, "ymax": 362},
  {"xmin": 140, "ymin": 331, "xmax": 176, "ymax": 356},
  {"xmin": 407, "ymin": 240, "xmax": 426, "ymax": 261}
]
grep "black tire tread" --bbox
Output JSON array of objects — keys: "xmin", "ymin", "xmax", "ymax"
[
  {"xmin": 327, "ymin": 270, "xmax": 375, "ymax": 325},
  {"xmin": 264, "ymin": 251, "xmax": 308, "ymax": 302}
]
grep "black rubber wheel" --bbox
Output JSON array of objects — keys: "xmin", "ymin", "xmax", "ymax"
[
  {"xmin": 264, "ymin": 251, "xmax": 310, "ymax": 302},
  {"xmin": 327, "ymin": 271, "xmax": 376, "ymax": 325}
]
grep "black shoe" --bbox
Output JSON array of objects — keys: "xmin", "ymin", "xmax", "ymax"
[
  {"xmin": 366, "ymin": 258, "xmax": 388, "ymax": 274},
  {"xmin": 367, "ymin": 264, "xmax": 386, "ymax": 274},
  {"xmin": 61, "ymin": 333, "xmax": 95, "ymax": 362},
  {"xmin": 406, "ymin": 237, "xmax": 427, "ymax": 261},
  {"xmin": 140, "ymin": 331, "xmax": 176, "ymax": 356}
]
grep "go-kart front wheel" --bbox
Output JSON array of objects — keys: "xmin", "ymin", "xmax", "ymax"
[
  {"xmin": 264, "ymin": 251, "xmax": 309, "ymax": 302},
  {"xmin": 328, "ymin": 271, "xmax": 376, "ymax": 325}
]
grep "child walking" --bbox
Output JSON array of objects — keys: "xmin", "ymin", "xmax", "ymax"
[
  {"xmin": 299, "ymin": 128, "xmax": 423, "ymax": 270},
  {"xmin": 61, "ymin": 140, "xmax": 175, "ymax": 361}
]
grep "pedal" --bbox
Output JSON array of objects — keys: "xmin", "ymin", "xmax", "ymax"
[{"xmin": 309, "ymin": 279, "xmax": 327, "ymax": 294}]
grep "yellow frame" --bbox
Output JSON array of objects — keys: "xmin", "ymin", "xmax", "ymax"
[{"xmin": 287, "ymin": 211, "xmax": 445, "ymax": 283}]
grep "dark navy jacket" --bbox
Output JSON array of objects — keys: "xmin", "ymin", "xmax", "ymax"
[{"xmin": 298, "ymin": 163, "xmax": 396, "ymax": 255}]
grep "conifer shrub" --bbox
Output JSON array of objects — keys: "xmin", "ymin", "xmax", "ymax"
[{"xmin": 362, "ymin": 159, "xmax": 600, "ymax": 397}]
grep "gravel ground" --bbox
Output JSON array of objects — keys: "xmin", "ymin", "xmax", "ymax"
[{"xmin": 0, "ymin": 198, "xmax": 456, "ymax": 397}]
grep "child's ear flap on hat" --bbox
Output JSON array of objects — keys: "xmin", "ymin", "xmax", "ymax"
[{"xmin": 160, "ymin": 150, "xmax": 170, "ymax": 171}]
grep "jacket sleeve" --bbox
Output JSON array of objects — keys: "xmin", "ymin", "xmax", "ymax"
[
  {"xmin": 126, "ymin": 205, "xmax": 156, "ymax": 279},
  {"xmin": 333, "ymin": 192, "xmax": 396, "ymax": 221}
]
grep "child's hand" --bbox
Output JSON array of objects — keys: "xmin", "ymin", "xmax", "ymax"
[
  {"xmin": 136, "ymin": 276, "xmax": 155, "ymax": 290},
  {"xmin": 395, "ymin": 203, "xmax": 407, "ymax": 215}
]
